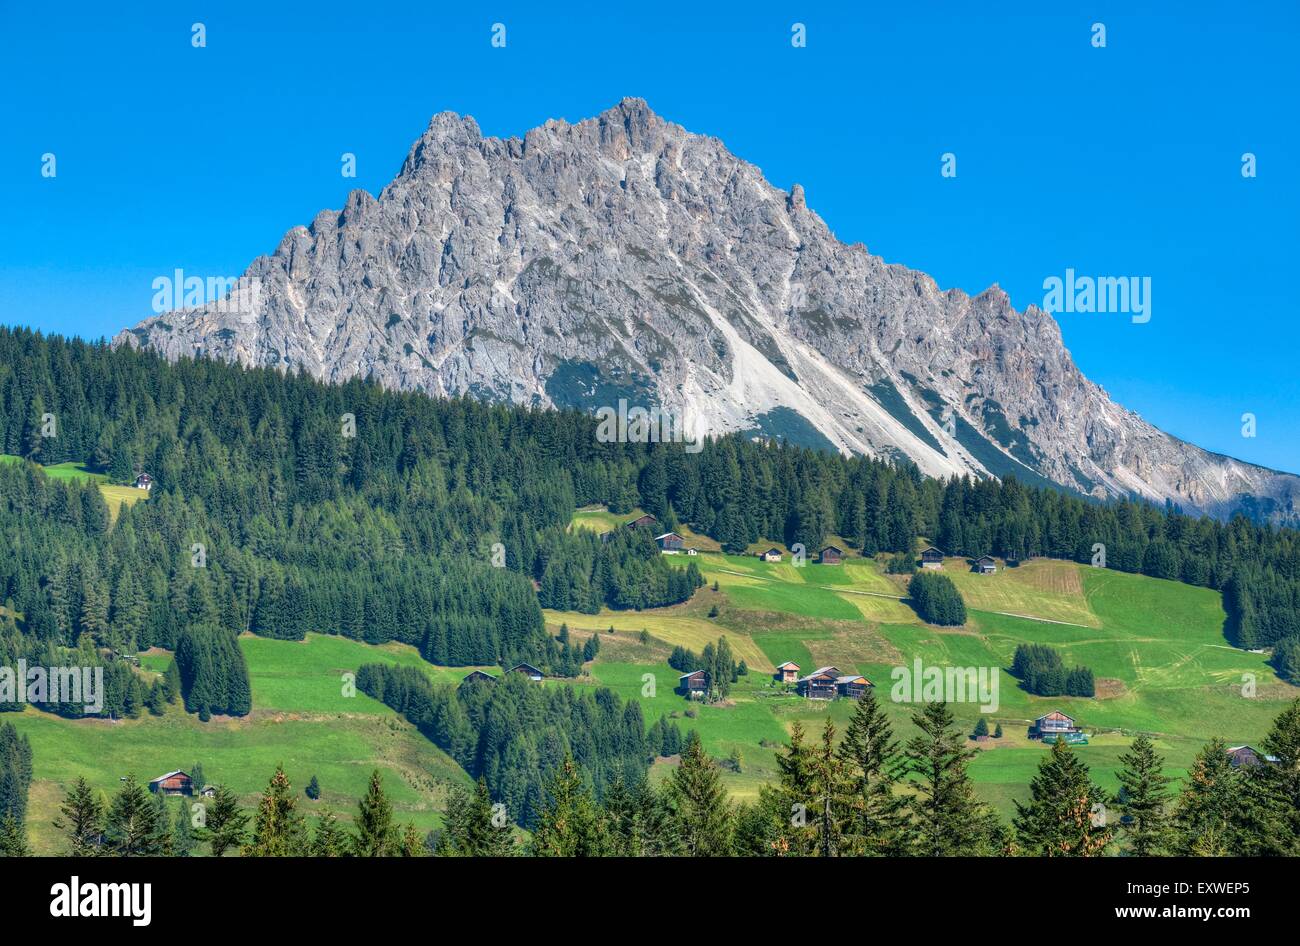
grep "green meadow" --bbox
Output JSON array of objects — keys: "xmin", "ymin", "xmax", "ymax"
[
  {"xmin": 575, "ymin": 529, "xmax": 1298, "ymax": 816},
  {"xmin": 1, "ymin": 454, "xmax": 148, "ymax": 521},
  {"xmin": 9, "ymin": 633, "xmax": 471, "ymax": 854}
]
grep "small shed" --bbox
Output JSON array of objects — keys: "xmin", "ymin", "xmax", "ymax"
[
  {"xmin": 973, "ymin": 555, "xmax": 997, "ymax": 575},
  {"xmin": 774, "ymin": 661, "xmax": 800, "ymax": 684},
  {"xmin": 819, "ymin": 545, "xmax": 843, "ymax": 565},
  {"xmin": 625, "ymin": 514, "xmax": 658, "ymax": 530}
]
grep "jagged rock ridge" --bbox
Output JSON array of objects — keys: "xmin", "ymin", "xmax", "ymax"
[{"xmin": 117, "ymin": 98, "xmax": 1300, "ymax": 522}]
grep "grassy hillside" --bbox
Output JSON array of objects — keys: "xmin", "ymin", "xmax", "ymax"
[
  {"xmin": 9, "ymin": 633, "xmax": 471, "ymax": 854},
  {"xmin": 565, "ymin": 510, "xmax": 1299, "ymax": 816},
  {"xmin": 0, "ymin": 454, "xmax": 148, "ymax": 521}
]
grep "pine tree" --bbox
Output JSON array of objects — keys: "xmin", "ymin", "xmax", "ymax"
[
  {"xmin": 54, "ymin": 776, "xmax": 104, "ymax": 856},
  {"xmin": 244, "ymin": 765, "xmax": 306, "ymax": 856},
  {"xmin": 352, "ymin": 769, "xmax": 395, "ymax": 856},
  {"xmin": 835, "ymin": 689, "xmax": 906, "ymax": 855},
  {"xmin": 1013, "ymin": 739, "xmax": 1114, "ymax": 856},
  {"xmin": 305, "ymin": 774, "xmax": 321, "ymax": 800},
  {"xmin": 530, "ymin": 753, "xmax": 604, "ymax": 856},
  {"xmin": 199, "ymin": 784, "xmax": 248, "ymax": 857},
  {"xmin": 665, "ymin": 731, "xmax": 732, "ymax": 855},
  {"xmin": 1114, "ymin": 735, "xmax": 1172, "ymax": 855},
  {"xmin": 903, "ymin": 702, "xmax": 996, "ymax": 855},
  {"xmin": 973, "ymin": 716, "xmax": 989, "ymax": 738}
]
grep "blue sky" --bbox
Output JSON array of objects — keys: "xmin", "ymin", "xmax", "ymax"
[{"xmin": 2, "ymin": 2, "xmax": 1297, "ymax": 471}]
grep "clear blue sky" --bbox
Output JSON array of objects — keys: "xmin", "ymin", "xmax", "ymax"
[{"xmin": 2, "ymin": 2, "xmax": 1297, "ymax": 471}]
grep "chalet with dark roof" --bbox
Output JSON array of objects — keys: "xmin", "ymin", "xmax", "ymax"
[
  {"xmin": 460, "ymin": 669, "xmax": 498, "ymax": 687},
  {"xmin": 655, "ymin": 531, "xmax": 685, "ymax": 553},
  {"xmin": 760, "ymin": 548, "xmax": 783, "ymax": 563},
  {"xmin": 678, "ymin": 669, "xmax": 709, "ymax": 698},
  {"xmin": 835, "ymin": 674, "xmax": 873, "ymax": 700},
  {"xmin": 507, "ymin": 663, "xmax": 544, "ymax": 682},
  {"xmin": 1226, "ymin": 745, "xmax": 1280, "ymax": 768},
  {"xmin": 819, "ymin": 545, "xmax": 843, "ymax": 565},
  {"xmin": 920, "ymin": 547, "xmax": 944, "ymax": 569},
  {"xmin": 625, "ymin": 514, "xmax": 658, "ymax": 530},
  {"xmin": 149, "ymin": 770, "xmax": 193, "ymax": 796},
  {"xmin": 973, "ymin": 555, "xmax": 997, "ymax": 574},
  {"xmin": 797, "ymin": 666, "xmax": 840, "ymax": 700}
]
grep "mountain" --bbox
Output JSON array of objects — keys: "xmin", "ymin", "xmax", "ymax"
[{"xmin": 116, "ymin": 98, "xmax": 1300, "ymax": 522}]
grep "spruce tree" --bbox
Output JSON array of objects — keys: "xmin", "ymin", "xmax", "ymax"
[
  {"xmin": 104, "ymin": 775, "xmax": 164, "ymax": 856},
  {"xmin": 199, "ymin": 784, "xmax": 249, "ymax": 857},
  {"xmin": 309, "ymin": 808, "xmax": 348, "ymax": 856},
  {"xmin": 1172, "ymin": 738, "xmax": 1244, "ymax": 856},
  {"xmin": 1013, "ymin": 739, "xmax": 1114, "ymax": 856},
  {"xmin": 835, "ymin": 689, "xmax": 906, "ymax": 855},
  {"xmin": 530, "ymin": 753, "xmax": 604, "ymax": 856},
  {"xmin": 244, "ymin": 765, "xmax": 306, "ymax": 856},
  {"xmin": 54, "ymin": 776, "xmax": 104, "ymax": 856},
  {"xmin": 171, "ymin": 798, "xmax": 197, "ymax": 856},
  {"xmin": 902, "ymin": 702, "xmax": 996, "ymax": 855},
  {"xmin": 353, "ymin": 769, "xmax": 395, "ymax": 856},
  {"xmin": 1114, "ymin": 735, "xmax": 1172, "ymax": 855},
  {"xmin": 665, "ymin": 731, "xmax": 732, "ymax": 856},
  {"xmin": 0, "ymin": 814, "xmax": 29, "ymax": 856}
]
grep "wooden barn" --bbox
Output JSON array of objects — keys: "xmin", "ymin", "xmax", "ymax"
[
  {"xmin": 760, "ymin": 548, "xmax": 783, "ymax": 563},
  {"xmin": 507, "ymin": 663, "xmax": 544, "ymax": 682},
  {"xmin": 460, "ymin": 669, "xmax": 498, "ymax": 687},
  {"xmin": 625, "ymin": 514, "xmax": 658, "ymax": 530},
  {"xmin": 972, "ymin": 555, "xmax": 997, "ymax": 574},
  {"xmin": 819, "ymin": 545, "xmax": 843, "ymax": 565},
  {"xmin": 678, "ymin": 669, "xmax": 709, "ymax": 698},
  {"xmin": 149, "ymin": 771, "xmax": 193, "ymax": 796},
  {"xmin": 835, "ymin": 675, "xmax": 873, "ymax": 700},
  {"xmin": 774, "ymin": 661, "xmax": 800, "ymax": 684},
  {"xmin": 655, "ymin": 531, "xmax": 685, "ymax": 553},
  {"xmin": 797, "ymin": 666, "xmax": 840, "ymax": 700},
  {"xmin": 920, "ymin": 547, "xmax": 944, "ymax": 569}
]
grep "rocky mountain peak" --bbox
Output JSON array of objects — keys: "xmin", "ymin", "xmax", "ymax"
[{"xmin": 115, "ymin": 100, "xmax": 1300, "ymax": 523}]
